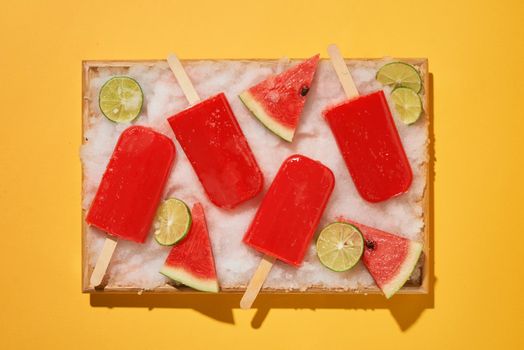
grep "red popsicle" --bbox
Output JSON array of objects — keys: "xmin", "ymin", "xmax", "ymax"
[
  {"xmin": 87, "ymin": 126, "xmax": 176, "ymax": 243},
  {"xmin": 244, "ymin": 155, "xmax": 335, "ymax": 265},
  {"xmin": 168, "ymin": 93, "xmax": 263, "ymax": 208},
  {"xmin": 324, "ymin": 45, "xmax": 412, "ymax": 202},
  {"xmin": 86, "ymin": 126, "xmax": 175, "ymax": 287},
  {"xmin": 240, "ymin": 154, "xmax": 334, "ymax": 308},
  {"xmin": 324, "ymin": 91, "xmax": 412, "ymax": 202},
  {"xmin": 166, "ymin": 54, "xmax": 263, "ymax": 209}
]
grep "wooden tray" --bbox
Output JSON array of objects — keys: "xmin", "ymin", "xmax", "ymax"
[{"xmin": 81, "ymin": 59, "xmax": 432, "ymax": 295}]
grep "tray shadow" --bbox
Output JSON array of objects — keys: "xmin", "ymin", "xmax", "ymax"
[
  {"xmin": 91, "ymin": 73, "xmax": 435, "ymax": 331},
  {"xmin": 90, "ymin": 283, "xmax": 434, "ymax": 331}
]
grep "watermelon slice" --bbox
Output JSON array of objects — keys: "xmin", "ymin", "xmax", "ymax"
[
  {"xmin": 160, "ymin": 203, "xmax": 219, "ymax": 292},
  {"xmin": 239, "ymin": 55, "xmax": 320, "ymax": 142},
  {"xmin": 349, "ymin": 220, "xmax": 423, "ymax": 298}
]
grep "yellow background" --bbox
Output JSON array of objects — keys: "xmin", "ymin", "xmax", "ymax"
[{"xmin": 1, "ymin": 0, "xmax": 523, "ymax": 349}]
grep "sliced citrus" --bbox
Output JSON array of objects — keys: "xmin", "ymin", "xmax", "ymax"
[
  {"xmin": 316, "ymin": 222, "xmax": 364, "ymax": 272},
  {"xmin": 376, "ymin": 62, "xmax": 422, "ymax": 93},
  {"xmin": 154, "ymin": 198, "xmax": 192, "ymax": 246},
  {"xmin": 99, "ymin": 76, "xmax": 143, "ymax": 123},
  {"xmin": 390, "ymin": 87, "xmax": 423, "ymax": 124}
]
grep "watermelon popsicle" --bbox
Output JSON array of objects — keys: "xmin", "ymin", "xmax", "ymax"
[
  {"xmin": 324, "ymin": 44, "xmax": 412, "ymax": 202},
  {"xmin": 86, "ymin": 126, "xmax": 176, "ymax": 286},
  {"xmin": 240, "ymin": 155, "xmax": 335, "ymax": 308},
  {"xmin": 167, "ymin": 54, "xmax": 263, "ymax": 209}
]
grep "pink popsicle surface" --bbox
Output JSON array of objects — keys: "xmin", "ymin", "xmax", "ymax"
[
  {"xmin": 86, "ymin": 126, "xmax": 176, "ymax": 243},
  {"xmin": 243, "ymin": 154, "xmax": 335, "ymax": 266},
  {"xmin": 324, "ymin": 90, "xmax": 413, "ymax": 202},
  {"xmin": 168, "ymin": 93, "xmax": 263, "ymax": 209}
]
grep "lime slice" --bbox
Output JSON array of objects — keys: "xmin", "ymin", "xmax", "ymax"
[
  {"xmin": 376, "ymin": 62, "xmax": 422, "ymax": 93},
  {"xmin": 390, "ymin": 87, "xmax": 423, "ymax": 124},
  {"xmin": 154, "ymin": 198, "xmax": 192, "ymax": 246},
  {"xmin": 99, "ymin": 76, "xmax": 143, "ymax": 123},
  {"xmin": 316, "ymin": 222, "xmax": 364, "ymax": 272}
]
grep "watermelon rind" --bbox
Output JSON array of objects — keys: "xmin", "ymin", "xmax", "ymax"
[
  {"xmin": 381, "ymin": 240, "xmax": 423, "ymax": 298},
  {"xmin": 160, "ymin": 265, "xmax": 219, "ymax": 293},
  {"xmin": 239, "ymin": 91, "xmax": 294, "ymax": 142}
]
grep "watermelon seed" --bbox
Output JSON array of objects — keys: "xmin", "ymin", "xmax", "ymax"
[
  {"xmin": 300, "ymin": 85, "xmax": 310, "ymax": 96},
  {"xmin": 365, "ymin": 240, "xmax": 376, "ymax": 250}
]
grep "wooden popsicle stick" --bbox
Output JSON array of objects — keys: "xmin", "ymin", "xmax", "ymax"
[
  {"xmin": 167, "ymin": 53, "xmax": 201, "ymax": 105},
  {"xmin": 327, "ymin": 44, "xmax": 360, "ymax": 99},
  {"xmin": 240, "ymin": 255, "xmax": 276, "ymax": 309},
  {"xmin": 89, "ymin": 236, "xmax": 118, "ymax": 287}
]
